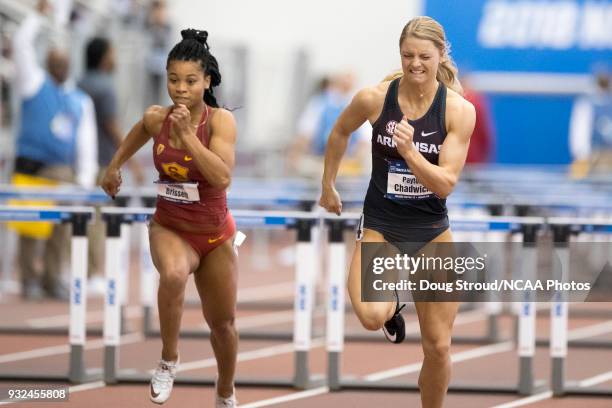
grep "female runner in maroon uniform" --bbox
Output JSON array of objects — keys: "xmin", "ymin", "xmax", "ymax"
[{"xmin": 101, "ymin": 29, "xmax": 238, "ymax": 407}]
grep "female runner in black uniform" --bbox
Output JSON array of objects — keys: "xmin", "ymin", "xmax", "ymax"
[{"xmin": 319, "ymin": 16, "xmax": 475, "ymax": 408}]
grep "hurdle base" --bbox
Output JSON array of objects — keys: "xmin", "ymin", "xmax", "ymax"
[
  {"xmin": 112, "ymin": 371, "xmax": 326, "ymax": 389},
  {"xmin": 184, "ymin": 298, "xmax": 295, "ymax": 311},
  {"xmin": 336, "ymin": 378, "xmax": 548, "ymax": 394},
  {"xmin": 344, "ymin": 332, "xmax": 504, "ymax": 345},
  {"xmin": 0, "ymin": 326, "xmax": 104, "ymax": 336},
  {"xmin": 145, "ymin": 328, "xmax": 324, "ymax": 342},
  {"xmin": 0, "ymin": 368, "xmax": 103, "ymax": 383},
  {"xmin": 557, "ymin": 383, "xmax": 612, "ymax": 397},
  {"xmin": 536, "ymin": 338, "xmax": 612, "ymax": 349}
]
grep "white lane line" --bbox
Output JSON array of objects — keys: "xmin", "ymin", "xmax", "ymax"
[
  {"xmin": 364, "ymin": 341, "xmax": 514, "ymax": 382},
  {"xmin": 0, "ymin": 333, "xmax": 143, "ymax": 364},
  {"xmin": 0, "ymin": 344, "xmax": 68, "ymax": 364},
  {"xmin": 26, "ymin": 282, "xmax": 294, "ymax": 328},
  {"xmin": 578, "ymin": 370, "xmax": 612, "ymax": 388},
  {"xmin": 5, "ymin": 305, "xmax": 488, "ymax": 365},
  {"xmin": 567, "ymin": 320, "xmax": 612, "ymax": 340},
  {"xmin": 238, "ymin": 387, "xmax": 329, "ymax": 408},
  {"xmin": 238, "ymin": 308, "xmax": 326, "ymax": 330},
  {"xmin": 68, "ymin": 380, "xmax": 107, "ymax": 393},
  {"xmin": 365, "ymin": 318, "xmax": 612, "ymax": 383},
  {"xmin": 236, "ymin": 318, "xmax": 612, "ymax": 407},
  {"xmin": 490, "ymin": 392, "xmax": 553, "ymax": 408},
  {"xmin": 26, "ymin": 305, "xmax": 143, "ymax": 328},
  {"xmin": 5, "ymin": 316, "xmax": 610, "ymax": 407},
  {"xmin": 0, "ymin": 307, "xmax": 312, "ymax": 366},
  {"xmin": 23, "ymin": 282, "xmax": 296, "ymax": 328},
  {"xmin": 174, "ymin": 338, "xmax": 326, "ymax": 374},
  {"xmin": 234, "ymin": 311, "xmax": 294, "ymax": 329},
  {"xmin": 237, "ymin": 282, "xmax": 295, "ymax": 302}
]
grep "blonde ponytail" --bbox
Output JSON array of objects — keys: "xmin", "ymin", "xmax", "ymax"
[{"xmin": 437, "ymin": 58, "xmax": 463, "ymax": 95}]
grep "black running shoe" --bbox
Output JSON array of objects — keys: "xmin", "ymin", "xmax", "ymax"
[{"xmin": 382, "ymin": 290, "xmax": 406, "ymax": 344}]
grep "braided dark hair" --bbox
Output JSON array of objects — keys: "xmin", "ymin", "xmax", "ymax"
[{"xmin": 166, "ymin": 29, "xmax": 221, "ymax": 107}]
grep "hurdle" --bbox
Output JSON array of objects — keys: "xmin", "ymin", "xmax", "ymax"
[
  {"xmin": 334, "ymin": 207, "xmax": 512, "ymax": 346},
  {"xmin": 0, "ymin": 205, "xmax": 101, "ymax": 384},
  {"xmin": 548, "ymin": 218, "xmax": 612, "ymax": 397},
  {"xmin": 0, "ymin": 187, "xmax": 138, "ymax": 337},
  {"xmin": 101, "ymin": 207, "xmax": 325, "ymax": 389},
  {"xmin": 138, "ymin": 210, "xmax": 325, "ymax": 341},
  {"xmin": 0, "ymin": 183, "xmax": 326, "ymax": 314},
  {"xmin": 326, "ymin": 215, "xmax": 548, "ymax": 395}
]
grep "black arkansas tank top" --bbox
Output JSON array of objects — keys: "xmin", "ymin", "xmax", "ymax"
[{"xmin": 364, "ymin": 78, "xmax": 448, "ymax": 224}]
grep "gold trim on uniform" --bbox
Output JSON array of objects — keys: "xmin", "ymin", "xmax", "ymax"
[{"xmin": 162, "ymin": 162, "xmax": 190, "ymax": 182}]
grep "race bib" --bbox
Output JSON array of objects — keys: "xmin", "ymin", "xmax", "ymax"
[
  {"xmin": 385, "ymin": 159, "xmax": 434, "ymax": 200},
  {"xmin": 156, "ymin": 181, "xmax": 200, "ymax": 203}
]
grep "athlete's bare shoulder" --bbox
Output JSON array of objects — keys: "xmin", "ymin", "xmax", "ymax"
[
  {"xmin": 356, "ymin": 81, "xmax": 389, "ymax": 104},
  {"xmin": 445, "ymin": 88, "xmax": 475, "ymax": 133},
  {"xmin": 143, "ymin": 105, "xmax": 170, "ymax": 135},
  {"xmin": 446, "ymin": 88, "xmax": 475, "ymax": 117},
  {"xmin": 210, "ymin": 107, "xmax": 235, "ymax": 124},
  {"xmin": 209, "ymin": 107, "xmax": 237, "ymax": 136},
  {"xmin": 351, "ymin": 82, "xmax": 390, "ymax": 121}
]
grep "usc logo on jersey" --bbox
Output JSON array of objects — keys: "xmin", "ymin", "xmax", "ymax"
[{"xmin": 162, "ymin": 162, "xmax": 190, "ymax": 182}]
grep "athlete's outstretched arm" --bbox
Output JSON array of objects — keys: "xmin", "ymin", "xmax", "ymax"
[
  {"xmin": 393, "ymin": 98, "xmax": 475, "ymax": 198},
  {"xmin": 101, "ymin": 106, "xmax": 159, "ymax": 197},
  {"xmin": 320, "ymin": 89, "xmax": 374, "ymax": 214}
]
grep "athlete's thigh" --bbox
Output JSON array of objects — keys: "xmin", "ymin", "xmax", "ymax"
[
  {"xmin": 348, "ymin": 227, "xmax": 401, "ymax": 308},
  {"xmin": 193, "ymin": 239, "xmax": 238, "ymax": 324},
  {"xmin": 148, "ymin": 220, "xmax": 200, "ymax": 275},
  {"xmin": 348, "ymin": 228, "xmax": 390, "ymax": 285},
  {"xmin": 414, "ymin": 301, "xmax": 460, "ymax": 342},
  {"xmin": 432, "ymin": 228, "xmax": 453, "ymax": 243},
  {"xmin": 349, "ymin": 227, "xmax": 388, "ymax": 273},
  {"xmin": 414, "ymin": 227, "xmax": 459, "ymax": 339}
]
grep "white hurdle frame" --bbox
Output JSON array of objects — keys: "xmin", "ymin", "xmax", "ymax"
[
  {"xmin": 326, "ymin": 215, "xmax": 547, "ymax": 395},
  {"xmin": 101, "ymin": 207, "xmax": 325, "ymax": 389},
  {"xmin": 548, "ymin": 218, "xmax": 612, "ymax": 397},
  {"xmin": 0, "ymin": 206, "xmax": 98, "ymax": 384}
]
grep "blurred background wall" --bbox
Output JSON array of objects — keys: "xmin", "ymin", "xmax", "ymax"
[
  {"xmin": 1, "ymin": 0, "xmax": 611, "ymax": 180},
  {"xmin": 426, "ymin": 0, "xmax": 612, "ymax": 164},
  {"xmin": 168, "ymin": 0, "xmax": 422, "ymax": 156}
]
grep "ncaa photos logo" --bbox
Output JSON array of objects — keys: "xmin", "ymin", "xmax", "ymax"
[{"xmin": 385, "ymin": 120, "xmax": 397, "ymax": 136}]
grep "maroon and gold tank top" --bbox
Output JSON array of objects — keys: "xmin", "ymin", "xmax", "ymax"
[{"xmin": 152, "ymin": 105, "xmax": 229, "ymax": 231}]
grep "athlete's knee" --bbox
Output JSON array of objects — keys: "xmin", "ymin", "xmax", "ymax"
[
  {"xmin": 158, "ymin": 265, "xmax": 189, "ymax": 292},
  {"xmin": 422, "ymin": 336, "xmax": 451, "ymax": 362},
  {"xmin": 356, "ymin": 310, "xmax": 387, "ymax": 331},
  {"xmin": 209, "ymin": 316, "xmax": 237, "ymax": 338}
]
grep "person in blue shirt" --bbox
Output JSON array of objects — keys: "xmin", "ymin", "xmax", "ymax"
[
  {"xmin": 570, "ymin": 70, "xmax": 612, "ymax": 178},
  {"xmin": 288, "ymin": 71, "xmax": 370, "ymax": 178},
  {"xmin": 11, "ymin": 0, "xmax": 97, "ymax": 300}
]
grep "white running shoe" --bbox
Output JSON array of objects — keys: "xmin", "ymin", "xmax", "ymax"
[
  {"xmin": 149, "ymin": 357, "xmax": 179, "ymax": 404},
  {"xmin": 216, "ymin": 393, "xmax": 237, "ymax": 408},
  {"xmin": 215, "ymin": 378, "xmax": 237, "ymax": 408}
]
